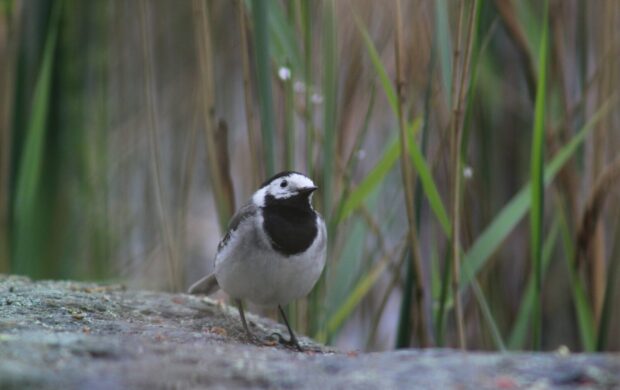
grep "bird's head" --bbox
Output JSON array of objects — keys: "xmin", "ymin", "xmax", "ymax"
[{"xmin": 252, "ymin": 171, "xmax": 318, "ymax": 208}]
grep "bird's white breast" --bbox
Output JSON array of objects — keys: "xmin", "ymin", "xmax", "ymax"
[{"xmin": 214, "ymin": 212, "xmax": 327, "ymax": 307}]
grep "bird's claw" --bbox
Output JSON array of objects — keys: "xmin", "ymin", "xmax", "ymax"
[{"xmin": 270, "ymin": 332, "xmax": 303, "ymax": 352}]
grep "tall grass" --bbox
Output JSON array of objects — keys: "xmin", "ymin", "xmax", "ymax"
[
  {"xmin": 12, "ymin": 1, "xmax": 59, "ymax": 278},
  {"xmin": 2, "ymin": 0, "xmax": 619, "ymax": 352},
  {"xmin": 0, "ymin": 0, "xmax": 19, "ymax": 275},
  {"xmin": 529, "ymin": 0, "xmax": 548, "ymax": 349},
  {"xmin": 393, "ymin": 0, "xmax": 428, "ymax": 347}
]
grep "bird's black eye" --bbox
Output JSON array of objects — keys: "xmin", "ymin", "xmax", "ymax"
[{"xmin": 280, "ymin": 180, "xmax": 288, "ymax": 188}]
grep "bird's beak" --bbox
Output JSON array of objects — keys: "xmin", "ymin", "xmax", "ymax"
[{"xmin": 297, "ymin": 186, "xmax": 318, "ymax": 196}]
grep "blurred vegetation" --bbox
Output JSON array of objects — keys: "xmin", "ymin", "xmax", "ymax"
[{"xmin": 1, "ymin": 0, "xmax": 619, "ymax": 352}]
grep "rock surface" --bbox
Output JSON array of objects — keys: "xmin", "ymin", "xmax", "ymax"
[{"xmin": 1, "ymin": 275, "xmax": 619, "ymax": 389}]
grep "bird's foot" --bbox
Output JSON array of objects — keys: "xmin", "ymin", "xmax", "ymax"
[
  {"xmin": 239, "ymin": 329, "xmax": 280, "ymax": 348},
  {"xmin": 270, "ymin": 331, "xmax": 303, "ymax": 352}
]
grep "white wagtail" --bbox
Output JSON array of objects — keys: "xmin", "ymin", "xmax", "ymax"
[{"xmin": 188, "ymin": 171, "xmax": 327, "ymax": 351}]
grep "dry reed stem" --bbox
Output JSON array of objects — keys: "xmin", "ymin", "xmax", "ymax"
[
  {"xmin": 588, "ymin": 0, "xmax": 619, "ymax": 324},
  {"xmin": 215, "ymin": 120, "xmax": 236, "ymax": 213},
  {"xmin": 449, "ymin": 0, "xmax": 478, "ymax": 351},
  {"xmin": 236, "ymin": 0, "xmax": 261, "ymax": 188},
  {"xmin": 549, "ymin": 4, "xmax": 579, "ymax": 226},
  {"xmin": 449, "ymin": 0, "xmax": 466, "ymax": 351},
  {"xmin": 366, "ymin": 240, "xmax": 409, "ymax": 349},
  {"xmin": 176, "ymin": 89, "xmax": 201, "ymax": 285},
  {"xmin": 193, "ymin": 0, "xmax": 234, "ymax": 229},
  {"xmin": 139, "ymin": 0, "xmax": 180, "ymax": 291},
  {"xmin": 394, "ymin": 0, "xmax": 429, "ymax": 348},
  {"xmin": 575, "ymin": 155, "xmax": 620, "ymax": 296},
  {"xmin": 303, "ymin": 0, "xmax": 314, "ymax": 177},
  {"xmin": 493, "ymin": 0, "xmax": 537, "ymax": 102}
]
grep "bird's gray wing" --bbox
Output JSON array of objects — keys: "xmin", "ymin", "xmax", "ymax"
[
  {"xmin": 217, "ymin": 201, "xmax": 258, "ymax": 253},
  {"xmin": 188, "ymin": 202, "xmax": 258, "ymax": 295}
]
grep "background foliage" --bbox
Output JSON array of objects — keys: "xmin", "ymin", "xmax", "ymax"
[{"xmin": 1, "ymin": 0, "xmax": 619, "ymax": 352}]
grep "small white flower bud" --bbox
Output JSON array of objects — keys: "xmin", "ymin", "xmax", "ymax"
[
  {"xmin": 278, "ymin": 67, "xmax": 291, "ymax": 81},
  {"xmin": 463, "ymin": 166, "xmax": 473, "ymax": 179}
]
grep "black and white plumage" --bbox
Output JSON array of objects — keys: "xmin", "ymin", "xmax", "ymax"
[{"xmin": 188, "ymin": 171, "xmax": 327, "ymax": 350}]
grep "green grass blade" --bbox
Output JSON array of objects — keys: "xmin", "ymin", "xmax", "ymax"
[
  {"xmin": 406, "ymin": 127, "xmax": 450, "ymax": 235},
  {"xmin": 597, "ymin": 217, "xmax": 620, "ymax": 351},
  {"xmin": 12, "ymin": 3, "xmax": 60, "ymax": 277},
  {"xmin": 354, "ymin": 13, "xmax": 397, "ymax": 114},
  {"xmin": 569, "ymin": 274, "xmax": 597, "ymax": 351},
  {"xmin": 529, "ymin": 0, "xmax": 548, "ymax": 349},
  {"xmin": 319, "ymin": 246, "xmax": 391, "ymax": 342},
  {"xmin": 326, "ymin": 219, "xmax": 368, "ymax": 309},
  {"xmin": 471, "ymin": 278, "xmax": 506, "ymax": 351},
  {"xmin": 337, "ymin": 119, "xmax": 424, "ymax": 223},
  {"xmin": 435, "ymin": 249, "xmax": 452, "ymax": 346},
  {"xmin": 558, "ymin": 207, "xmax": 596, "ymax": 351},
  {"xmin": 266, "ymin": 0, "xmax": 302, "ymax": 72},
  {"xmin": 508, "ymin": 215, "xmax": 559, "ymax": 350},
  {"xmin": 337, "ymin": 138, "xmax": 400, "ymax": 222},
  {"xmin": 318, "ymin": 216, "xmax": 369, "ymax": 342},
  {"xmin": 460, "ymin": 0, "xmax": 484, "ymax": 155},
  {"xmin": 459, "ymin": 99, "xmax": 612, "ymax": 290},
  {"xmin": 356, "ymin": 13, "xmax": 449, "ymax": 234},
  {"xmin": 399, "ymin": 48, "xmax": 436, "ymax": 348},
  {"xmin": 396, "ymin": 250, "xmax": 414, "ymax": 347}
]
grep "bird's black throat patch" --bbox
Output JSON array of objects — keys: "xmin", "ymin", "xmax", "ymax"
[{"xmin": 262, "ymin": 193, "xmax": 318, "ymax": 256}]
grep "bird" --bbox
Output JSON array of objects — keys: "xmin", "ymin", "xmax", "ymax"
[{"xmin": 188, "ymin": 171, "xmax": 327, "ymax": 351}]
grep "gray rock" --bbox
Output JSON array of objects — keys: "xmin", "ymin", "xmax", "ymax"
[{"xmin": 1, "ymin": 275, "xmax": 619, "ymax": 389}]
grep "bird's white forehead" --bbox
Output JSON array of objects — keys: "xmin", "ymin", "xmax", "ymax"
[
  {"xmin": 281, "ymin": 173, "xmax": 315, "ymax": 188},
  {"xmin": 252, "ymin": 173, "xmax": 315, "ymax": 207}
]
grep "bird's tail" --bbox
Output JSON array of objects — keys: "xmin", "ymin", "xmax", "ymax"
[{"xmin": 187, "ymin": 273, "xmax": 220, "ymax": 295}]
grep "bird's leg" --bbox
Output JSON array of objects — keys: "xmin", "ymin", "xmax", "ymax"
[
  {"xmin": 271, "ymin": 305, "xmax": 303, "ymax": 352},
  {"xmin": 236, "ymin": 299, "xmax": 253, "ymax": 338}
]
